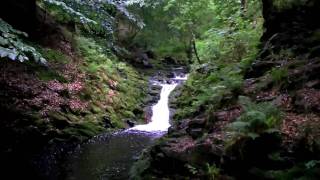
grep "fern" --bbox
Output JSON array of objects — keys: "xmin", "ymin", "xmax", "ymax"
[
  {"xmin": 0, "ymin": 18, "xmax": 46, "ymax": 64},
  {"xmin": 229, "ymin": 96, "xmax": 282, "ymax": 139}
]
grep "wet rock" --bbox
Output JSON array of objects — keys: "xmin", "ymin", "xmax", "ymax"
[
  {"xmin": 163, "ymin": 56, "xmax": 177, "ymax": 64},
  {"xmin": 126, "ymin": 119, "xmax": 135, "ymax": 127},
  {"xmin": 144, "ymin": 95, "xmax": 159, "ymax": 105},
  {"xmin": 145, "ymin": 50, "xmax": 155, "ymax": 59},
  {"xmin": 187, "ymin": 118, "xmax": 207, "ymax": 129},
  {"xmin": 133, "ymin": 108, "xmax": 143, "ymax": 116},
  {"xmin": 166, "ymin": 72, "xmax": 175, "ymax": 78},
  {"xmin": 187, "ymin": 128, "xmax": 203, "ymax": 139},
  {"xmin": 143, "ymin": 60, "xmax": 153, "ymax": 68},
  {"xmin": 150, "ymin": 84, "xmax": 162, "ymax": 91},
  {"xmin": 146, "ymin": 85, "xmax": 162, "ymax": 104},
  {"xmin": 143, "ymin": 106, "xmax": 153, "ymax": 123},
  {"xmin": 149, "ymin": 89, "xmax": 160, "ymax": 96},
  {"xmin": 50, "ymin": 112, "xmax": 70, "ymax": 129},
  {"xmin": 103, "ymin": 116, "xmax": 114, "ymax": 128}
]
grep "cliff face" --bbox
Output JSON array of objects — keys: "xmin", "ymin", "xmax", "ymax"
[
  {"xmin": 248, "ymin": 0, "xmax": 320, "ymax": 77},
  {"xmin": 262, "ymin": 0, "xmax": 320, "ymax": 50},
  {"xmin": 0, "ymin": 3, "xmax": 150, "ymax": 178},
  {"xmin": 132, "ymin": 0, "xmax": 320, "ymax": 179}
]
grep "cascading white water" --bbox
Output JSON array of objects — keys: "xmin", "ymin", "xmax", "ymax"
[
  {"xmin": 62, "ymin": 73, "xmax": 187, "ymax": 179},
  {"xmin": 129, "ymin": 83, "xmax": 178, "ymax": 132}
]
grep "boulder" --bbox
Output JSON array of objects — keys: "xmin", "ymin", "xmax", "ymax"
[
  {"xmin": 126, "ymin": 119, "xmax": 135, "ymax": 127},
  {"xmin": 103, "ymin": 116, "xmax": 114, "ymax": 128}
]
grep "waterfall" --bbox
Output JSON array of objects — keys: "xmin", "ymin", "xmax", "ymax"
[
  {"xmin": 129, "ymin": 83, "xmax": 177, "ymax": 132},
  {"xmin": 128, "ymin": 73, "xmax": 188, "ymax": 132}
]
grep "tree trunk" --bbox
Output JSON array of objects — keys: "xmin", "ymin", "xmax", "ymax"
[
  {"xmin": 240, "ymin": 0, "xmax": 247, "ymax": 15},
  {"xmin": 191, "ymin": 32, "xmax": 201, "ymax": 64},
  {"xmin": 186, "ymin": 43, "xmax": 193, "ymax": 64},
  {"xmin": 192, "ymin": 40, "xmax": 201, "ymax": 64}
]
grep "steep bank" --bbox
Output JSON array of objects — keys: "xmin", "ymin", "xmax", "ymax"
[
  {"xmin": 132, "ymin": 0, "xmax": 320, "ymax": 179},
  {"xmin": 0, "ymin": 16, "xmax": 150, "ymax": 179}
]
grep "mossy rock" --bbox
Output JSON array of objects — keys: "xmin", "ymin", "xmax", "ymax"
[
  {"xmin": 90, "ymin": 104, "xmax": 103, "ymax": 114},
  {"xmin": 40, "ymin": 48, "xmax": 70, "ymax": 64},
  {"xmin": 122, "ymin": 110, "xmax": 136, "ymax": 118},
  {"xmin": 66, "ymin": 113, "xmax": 80, "ymax": 122},
  {"xmin": 49, "ymin": 112, "xmax": 71, "ymax": 129},
  {"xmin": 63, "ymin": 121, "xmax": 104, "ymax": 138}
]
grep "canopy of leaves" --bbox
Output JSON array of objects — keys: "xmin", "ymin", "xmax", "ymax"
[
  {"xmin": 40, "ymin": 0, "xmax": 144, "ymax": 37},
  {"xmin": 127, "ymin": 0, "xmax": 262, "ymax": 64},
  {"xmin": 0, "ymin": 18, "xmax": 46, "ymax": 63}
]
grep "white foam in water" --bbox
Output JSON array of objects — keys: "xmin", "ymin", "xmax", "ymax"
[
  {"xmin": 129, "ymin": 83, "xmax": 177, "ymax": 132},
  {"xmin": 172, "ymin": 74, "xmax": 188, "ymax": 81}
]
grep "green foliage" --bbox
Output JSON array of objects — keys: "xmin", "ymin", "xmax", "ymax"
[
  {"xmin": 40, "ymin": 48, "xmax": 70, "ymax": 64},
  {"xmin": 265, "ymin": 161, "xmax": 320, "ymax": 180},
  {"xmin": 206, "ymin": 163, "xmax": 220, "ymax": 180},
  {"xmin": 229, "ymin": 96, "xmax": 282, "ymax": 139},
  {"xmin": 0, "ymin": 18, "xmax": 46, "ymax": 63},
  {"xmin": 129, "ymin": 0, "xmax": 262, "ymax": 64},
  {"xmin": 41, "ymin": 0, "xmax": 97, "ymax": 25},
  {"xmin": 174, "ymin": 65, "xmax": 243, "ymax": 120},
  {"xmin": 39, "ymin": 0, "xmax": 143, "ymax": 37},
  {"xmin": 185, "ymin": 164, "xmax": 198, "ymax": 175},
  {"xmin": 270, "ymin": 67, "xmax": 288, "ymax": 84},
  {"xmin": 272, "ymin": 0, "xmax": 308, "ymax": 10},
  {"xmin": 76, "ymin": 36, "xmax": 147, "ymax": 127}
]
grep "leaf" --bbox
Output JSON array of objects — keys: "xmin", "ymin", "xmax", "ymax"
[
  {"xmin": 8, "ymin": 52, "xmax": 17, "ymax": 60},
  {"xmin": 0, "ymin": 47, "xmax": 10, "ymax": 58},
  {"xmin": 229, "ymin": 121, "xmax": 250, "ymax": 132},
  {"xmin": 247, "ymin": 132, "xmax": 260, "ymax": 140},
  {"xmin": 17, "ymin": 55, "xmax": 25, "ymax": 62},
  {"xmin": 1, "ymin": 18, "xmax": 46, "ymax": 64},
  {"xmin": 305, "ymin": 160, "xmax": 320, "ymax": 169},
  {"xmin": 0, "ymin": 36, "xmax": 8, "ymax": 45}
]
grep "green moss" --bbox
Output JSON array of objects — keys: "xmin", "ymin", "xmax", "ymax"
[
  {"xmin": 122, "ymin": 110, "xmax": 136, "ymax": 118},
  {"xmin": 24, "ymin": 60, "xmax": 66, "ymax": 82},
  {"xmin": 36, "ymin": 68, "xmax": 66, "ymax": 82},
  {"xmin": 73, "ymin": 35, "xmax": 148, "ymax": 128},
  {"xmin": 49, "ymin": 111, "xmax": 69, "ymax": 122},
  {"xmin": 173, "ymin": 66, "xmax": 241, "ymax": 121},
  {"xmin": 90, "ymin": 104, "xmax": 103, "ymax": 114},
  {"xmin": 39, "ymin": 48, "xmax": 70, "ymax": 64},
  {"xmin": 65, "ymin": 113, "xmax": 80, "ymax": 122},
  {"xmin": 62, "ymin": 121, "xmax": 104, "ymax": 138}
]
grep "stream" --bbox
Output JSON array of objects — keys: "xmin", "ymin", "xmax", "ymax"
[{"xmin": 61, "ymin": 72, "xmax": 187, "ymax": 180}]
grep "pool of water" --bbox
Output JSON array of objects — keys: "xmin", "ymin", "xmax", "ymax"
[
  {"xmin": 63, "ymin": 131, "xmax": 162, "ymax": 180},
  {"xmin": 60, "ymin": 73, "xmax": 187, "ymax": 180}
]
